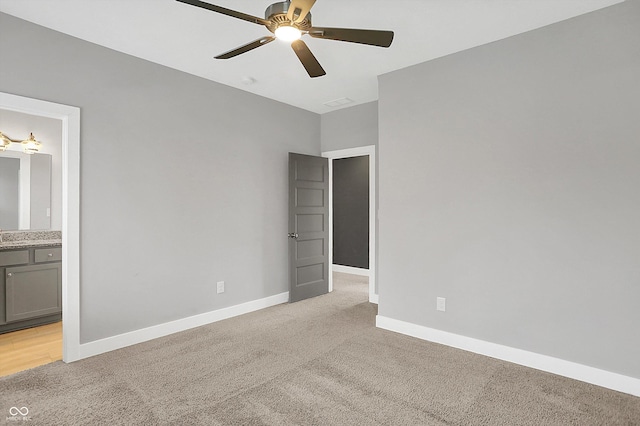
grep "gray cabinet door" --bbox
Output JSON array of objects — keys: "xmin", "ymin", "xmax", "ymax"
[
  {"xmin": 5, "ymin": 263, "xmax": 62, "ymax": 322},
  {"xmin": 288, "ymin": 153, "xmax": 329, "ymax": 303}
]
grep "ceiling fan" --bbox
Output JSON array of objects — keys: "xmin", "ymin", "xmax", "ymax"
[{"xmin": 176, "ymin": 0, "xmax": 394, "ymax": 78}]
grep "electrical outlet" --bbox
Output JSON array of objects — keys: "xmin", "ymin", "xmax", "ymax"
[
  {"xmin": 436, "ymin": 297, "xmax": 446, "ymax": 312},
  {"xmin": 216, "ymin": 281, "xmax": 225, "ymax": 294}
]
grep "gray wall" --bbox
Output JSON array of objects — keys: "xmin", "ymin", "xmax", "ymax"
[
  {"xmin": 378, "ymin": 0, "xmax": 640, "ymax": 379},
  {"xmin": 333, "ymin": 156, "xmax": 369, "ymax": 269},
  {"xmin": 0, "ymin": 13, "xmax": 321, "ymax": 343},
  {"xmin": 321, "ymin": 101, "xmax": 378, "ymax": 152}
]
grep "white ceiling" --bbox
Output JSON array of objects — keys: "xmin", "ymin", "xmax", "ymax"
[{"xmin": 0, "ymin": 0, "xmax": 624, "ymax": 114}]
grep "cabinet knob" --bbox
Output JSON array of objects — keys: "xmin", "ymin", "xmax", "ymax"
[
  {"xmin": 7, "ymin": 273, "xmax": 12, "ymax": 277},
  {"xmin": 48, "ymin": 253, "xmax": 53, "ymax": 257}
]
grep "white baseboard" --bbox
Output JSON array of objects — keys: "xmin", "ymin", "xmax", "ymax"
[
  {"xmin": 332, "ymin": 264, "xmax": 369, "ymax": 276},
  {"xmin": 75, "ymin": 292, "xmax": 289, "ymax": 361},
  {"xmin": 376, "ymin": 315, "xmax": 640, "ymax": 397}
]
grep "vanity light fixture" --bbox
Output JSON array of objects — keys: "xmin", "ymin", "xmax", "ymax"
[
  {"xmin": 0, "ymin": 131, "xmax": 42, "ymax": 154},
  {"xmin": 21, "ymin": 133, "xmax": 42, "ymax": 154},
  {"xmin": 0, "ymin": 132, "xmax": 11, "ymax": 152}
]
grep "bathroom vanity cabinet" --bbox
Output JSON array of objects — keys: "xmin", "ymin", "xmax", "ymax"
[{"xmin": 0, "ymin": 245, "xmax": 62, "ymax": 334}]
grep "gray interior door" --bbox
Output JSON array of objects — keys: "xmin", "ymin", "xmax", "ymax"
[{"xmin": 289, "ymin": 153, "xmax": 329, "ymax": 303}]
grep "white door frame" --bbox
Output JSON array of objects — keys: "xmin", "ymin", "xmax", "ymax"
[
  {"xmin": 322, "ymin": 145, "xmax": 377, "ymax": 304},
  {"xmin": 0, "ymin": 92, "xmax": 81, "ymax": 362}
]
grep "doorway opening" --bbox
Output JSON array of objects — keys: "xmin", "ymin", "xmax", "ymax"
[
  {"xmin": 322, "ymin": 145, "xmax": 377, "ymax": 303},
  {"xmin": 0, "ymin": 92, "xmax": 81, "ymax": 363}
]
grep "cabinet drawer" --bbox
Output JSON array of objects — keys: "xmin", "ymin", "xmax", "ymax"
[
  {"xmin": 0, "ymin": 250, "xmax": 29, "ymax": 267},
  {"xmin": 35, "ymin": 247, "xmax": 62, "ymax": 263}
]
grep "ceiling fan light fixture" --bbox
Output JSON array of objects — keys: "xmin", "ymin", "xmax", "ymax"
[
  {"xmin": 275, "ymin": 25, "xmax": 302, "ymax": 42},
  {"xmin": 176, "ymin": 0, "xmax": 394, "ymax": 78}
]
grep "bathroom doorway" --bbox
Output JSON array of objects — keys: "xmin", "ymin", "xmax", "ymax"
[
  {"xmin": 0, "ymin": 92, "xmax": 81, "ymax": 367},
  {"xmin": 0, "ymin": 111, "xmax": 62, "ymax": 376}
]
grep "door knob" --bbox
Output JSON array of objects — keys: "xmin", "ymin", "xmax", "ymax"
[{"xmin": 288, "ymin": 233, "xmax": 299, "ymax": 239}]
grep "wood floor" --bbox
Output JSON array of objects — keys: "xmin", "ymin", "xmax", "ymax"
[{"xmin": 0, "ymin": 321, "xmax": 62, "ymax": 377}]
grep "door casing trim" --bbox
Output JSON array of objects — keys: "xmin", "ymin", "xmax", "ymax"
[{"xmin": 322, "ymin": 145, "xmax": 377, "ymax": 304}]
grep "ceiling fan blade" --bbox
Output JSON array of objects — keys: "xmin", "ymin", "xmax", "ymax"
[
  {"xmin": 176, "ymin": 0, "xmax": 269, "ymax": 26},
  {"xmin": 215, "ymin": 36, "xmax": 276, "ymax": 59},
  {"xmin": 286, "ymin": 0, "xmax": 316, "ymax": 23},
  {"xmin": 291, "ymin": 39, "xmax": 326, "ymax": 78},
  {"xmin": 308, "ymin": 27, "xmax": 394, "ymax": 48}
]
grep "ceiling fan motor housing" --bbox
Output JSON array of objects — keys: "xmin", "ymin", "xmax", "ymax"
[{"xmin": 264, "ymin": 1, "xmax": 312, "ymax": 33}]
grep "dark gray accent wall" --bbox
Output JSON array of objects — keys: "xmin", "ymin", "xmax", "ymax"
[
  {"xmin": 333, "ymin": 156, "xmax": 369, "ymax": 269},
  {"xmin": 378, "ymin": 0, "xmax": 640, "ymax": 379},
  {"xmin": 0, "ymin": 12, "xmax": 321, "ymax": 343}
]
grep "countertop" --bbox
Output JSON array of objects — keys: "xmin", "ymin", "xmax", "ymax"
[
  {"xmin": 0, "ymin": 239, "xmax": 62, "ymax": 250},
  {"xmin": 0, "ymin": 230, "xmax": 62, "ymax": 251}
]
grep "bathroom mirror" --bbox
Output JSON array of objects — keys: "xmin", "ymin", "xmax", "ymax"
[{"xmin": 0, "ymin": 152, "xmax": 52, "ymax": 231}]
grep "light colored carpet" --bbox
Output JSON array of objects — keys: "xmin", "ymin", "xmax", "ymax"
[{"xmin": 1, "ymin": 272, "xmax": 638, "ymax": 425}]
